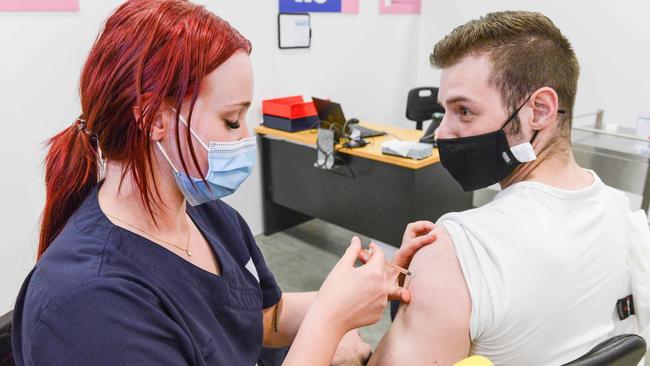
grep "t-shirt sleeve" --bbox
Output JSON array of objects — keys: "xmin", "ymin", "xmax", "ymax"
[
  {"xmin": 235, "ymin": 212, "xmax": 283, "ymax": 309},
  {"xmin": 27, "ymin": 278, "xmax": 192, "ymax": 366},
  {"xmin": 438, "ymin": 216, "xmax": 500, "ymax": 342}
]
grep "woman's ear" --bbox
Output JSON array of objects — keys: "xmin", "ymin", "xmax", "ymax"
[
  {"xmin": 150, "ymin": 109, "xmax": 170, "ymax": 142},
  {"xmin": 132, "ymin": 94, "xmax": 173, "ymax": 142},
  {"xmin": 530, "ymin": 87, "xmax": 560, "ymax": 131}
]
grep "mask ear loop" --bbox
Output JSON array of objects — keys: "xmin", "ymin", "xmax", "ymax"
[
  {"xmin": 501, "ymin": 94, "xmax": 533, "ymax": 131},
  {"xmin": 172, "ymin": 108, "xmax": 209, "ymax": 151},
  {"xmin": 156, "ymin": 141, "xmax": 180, "ymax": 173},
  {"xmin": 168, "ymin": 108, "xmax": 213, "ymax": 185},
  {"xmin": 530, "ymin": 130, "xmax": 540, "ymax": 144}
]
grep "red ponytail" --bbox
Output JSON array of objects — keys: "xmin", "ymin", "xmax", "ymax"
[
  {"xmin": 39, "ymin": 120, "xmax": 99, "ymax": 258},
  {"xmin": 38, "ymin": 0, "xmax": 251, "ymax": 259}
]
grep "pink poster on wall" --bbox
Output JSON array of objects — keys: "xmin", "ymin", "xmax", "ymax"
[
  {"xmin": 379, "ymin": 0, "xmax": 420, "ymax": 14},
  {"xmin": 341, "ymin": 0, "xmax": 359, "ymax": 14},
  {"xmin": 0, "ymin": 0, "xmax": 79, "ymax": 11}
]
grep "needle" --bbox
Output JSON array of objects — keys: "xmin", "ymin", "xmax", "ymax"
[{"xmin": 361, "ymin": 248, "xmax": 412, "ymax": 276}]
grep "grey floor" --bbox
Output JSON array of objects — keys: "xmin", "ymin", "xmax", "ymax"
[{"xmin": 255, "ymin": 219, "xmax": 395, "ymax": 349}]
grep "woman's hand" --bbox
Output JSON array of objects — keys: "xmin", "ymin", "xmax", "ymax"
[
  {"xmin": 311, "ymin": 236, "xmax": 388, "ymax": 334},
  {"xmin": 394, "ymin": 221, "xmax": 436, "ymax": 270},
  {"xmin": 282, "ymin": 237, "xmax": 388, "ymax": 366},
  {"xmin": 358, "ymin": 221, "xmax": 437, "ymax": 303}
]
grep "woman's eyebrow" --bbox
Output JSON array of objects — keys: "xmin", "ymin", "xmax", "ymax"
[{"xmin": 225, "ymin": 101, "xmax": 251, "ymax": 108}]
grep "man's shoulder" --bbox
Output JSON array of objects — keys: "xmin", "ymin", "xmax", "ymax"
[
  {"xmin": 438, "ymin": 190, "xmax": 525, "ymax": 231},
  {"xmin": 600, "ymin": 183, "xmax": 632, "ymax": 207},
  {"xmin": 438, "ymin": 177, "xmax": 628, "ymax": 232}
]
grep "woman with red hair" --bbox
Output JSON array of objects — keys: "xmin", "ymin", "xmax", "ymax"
[{"xmin": 10, "ymin": 1, "xmax": 425, "ymax": 365}]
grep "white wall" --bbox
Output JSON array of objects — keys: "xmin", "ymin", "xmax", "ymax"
[
  {"xmin": 415, "ymin": 0, "xmax": 650, "ymax": 128},
  {"xmin": 267, "ymin": 3, "xmax": 420, "ymax": 129},
  {"xmin": 1, "ymin": 1, "xmax": 123, "ymax": 314},
  {"xmin": 2, "ymin": 0, "xmax": 649, "ymax": 314}
]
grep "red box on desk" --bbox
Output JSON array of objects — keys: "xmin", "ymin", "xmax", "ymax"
[{"xmin": 262, "ymin": 96, "xmax": 317, "ymax": 119}]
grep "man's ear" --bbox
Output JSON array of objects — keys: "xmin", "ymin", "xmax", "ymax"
[{"xmin": 529, "ymin": 87, "xmax": 560, "ymax": 131}]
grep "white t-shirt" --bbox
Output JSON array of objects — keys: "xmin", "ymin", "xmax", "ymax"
[{"xmin": 438, "ymin": 171, "xmax": 634, "ymax": 365}]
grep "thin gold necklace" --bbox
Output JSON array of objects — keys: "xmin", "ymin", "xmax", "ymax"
[{"xmin": 105, "ymin": 212, "xmax": 193, "ymax": 257}]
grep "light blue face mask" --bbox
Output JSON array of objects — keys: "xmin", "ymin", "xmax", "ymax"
[{"xmin": 156, "ymin": 113, "xmax": 257, "ymax": 206}]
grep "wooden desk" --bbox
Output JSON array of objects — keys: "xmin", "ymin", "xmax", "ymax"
[
  {"xmin": 256, "ymin": 121, "xmax": 472, "ymax": 245},
  {"xmin": 255, "ymin": 121, "xmax": 440, "ymax": 169}
]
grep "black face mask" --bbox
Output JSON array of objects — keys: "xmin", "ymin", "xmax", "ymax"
[{"xmin": 437, "ymin": 96, "xmax": 549, "ymax": 192}]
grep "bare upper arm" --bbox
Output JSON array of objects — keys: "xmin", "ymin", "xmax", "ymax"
[{"xmin": 369, "ymin": 226, "xmax": 471, "ymax": 366}]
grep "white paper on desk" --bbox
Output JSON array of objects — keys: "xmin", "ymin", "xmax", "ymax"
[
  {"xmin": 382, "ymin": 139, "xmax": 433, "ymax": 160},
  {"xmin": 382, "ymin": 140, "xmax": 414, "ymax": 156}
]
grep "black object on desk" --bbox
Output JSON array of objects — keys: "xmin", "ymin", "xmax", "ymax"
[
  {"xmin": 343, "ymin": 139, "xmax": 367, "ymax": 148},
  {"xmin": 263, "ymin": 114, "xmax": 318, "ymax": 133},
  {"xmin": 419, "ymin": 113, "xmax": 443, "ymax": 146},
  {"xmin": 312, "ymin": 97, "xmax": 386, "ymax": 139}
]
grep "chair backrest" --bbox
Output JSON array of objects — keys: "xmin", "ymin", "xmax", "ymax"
[
  {"xmin": 0, "ymin": 310, "xmax": 14, "ymax": 366},
  {"xmin": 406, "ymin": 87, "xmax": 444, "ymax": 130},
  {"xmin": 562, "ymin": 334, "xmax": 646, "ymax": 366}
]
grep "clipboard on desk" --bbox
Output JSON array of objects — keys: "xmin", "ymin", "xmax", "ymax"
[{"xmin": 278, "ymin": 13, "xmax": 311, "ymax": 49}]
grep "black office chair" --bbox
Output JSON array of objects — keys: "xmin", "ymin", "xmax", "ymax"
[
  {"xmin": 562, "ymin": 334, "xmax": 646, "ymax": 366},
  {"xmin": 0, "ymin": 310, "xmax": 14, "ymax": 366},
  {"xmin": 406, "ymin": 87, "xmax": 445, "ymax": 130}
]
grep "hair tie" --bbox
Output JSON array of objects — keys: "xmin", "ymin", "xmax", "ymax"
[
  {"xmin": 74, "ymin": 117, "xmax": 89, "ymax": 133},
  {"xmin": 73, "ymin": 117, "xmax": 98, "ymax": 149}
]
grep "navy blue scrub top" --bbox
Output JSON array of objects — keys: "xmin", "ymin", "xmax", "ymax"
[{"xmin": 12, "ymin": 183, "xmax": 282, "ymax": 365}]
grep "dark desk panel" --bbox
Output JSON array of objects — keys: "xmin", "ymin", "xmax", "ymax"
[{"xmin": 258, "ymin": 136, "xmax": 472, "ymax": 246}]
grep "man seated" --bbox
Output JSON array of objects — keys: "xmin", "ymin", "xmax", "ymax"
[{"xmin": 369, "ymin": 11, "xmax": 642, "ymax": 366}]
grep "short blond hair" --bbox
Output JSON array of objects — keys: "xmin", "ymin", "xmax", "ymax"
[{"xmin": 431, "ymin": 11, "xmax": 579, "ymax": 133}]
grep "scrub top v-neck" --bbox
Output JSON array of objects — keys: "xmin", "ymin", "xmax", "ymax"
[{"xmin": 12, "ymin": 183, "xmax": 282, "ymax": 366}]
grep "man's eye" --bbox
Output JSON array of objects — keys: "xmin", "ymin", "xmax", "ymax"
[
  {"xmin": 459, "ymin": 107, "xmax": 471, "ymax": 117},
  {"xmin": 226, "ymin": 120, "xmax": 240, "ymax": 129}
]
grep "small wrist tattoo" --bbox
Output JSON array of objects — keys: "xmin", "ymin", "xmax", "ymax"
[{"xmin": 272, "ymin": 298, "xmax": 283, "ymax": 333}]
